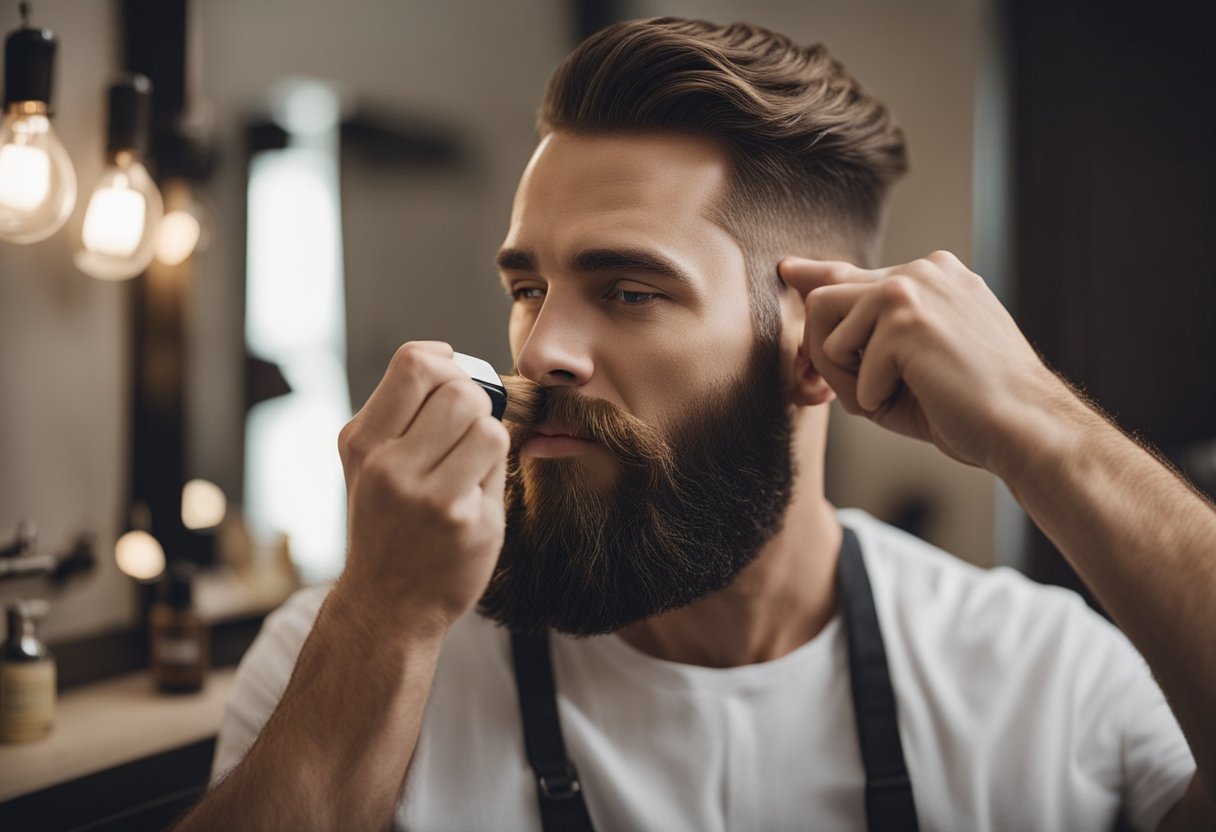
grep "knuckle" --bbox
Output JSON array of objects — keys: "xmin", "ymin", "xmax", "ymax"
[
  {"xmin": 391, "ymin": 343, "xmax": 432, "ymax": 375},
  {"xmin": 887, "ymin": 306, "xmax": 922, "ymax": 336},
  {"xmin": 881, "ymin": 275, "xmax": 919, "ymax": 306},
  {"xmin": 807, "ymin": 285, "xmax": 833, "ymax": 303},
  {"xmin": 360, "ymin": 446, "xmax": 400, "ymax": 490},
  {"xmin": 338, "ymin": 423, "xmax": 371, "ymax": 464},
  {"xmin": 473, "ymin": 415, "xmax": 510, "ymax": 450},
  {"xmin": 446, "ymin": 380, "xmax": 491, "ymax": 416},
  {"xmin": 926, "ymin": 249, "xmax": 960, "ymax": 268},
  {"xmin": 425, "ymin": 493, "xmax": 472, "ymax": 528},
  {"xmin": 337, "ymin": 422, "xmax": 355, "ymax": 456}
]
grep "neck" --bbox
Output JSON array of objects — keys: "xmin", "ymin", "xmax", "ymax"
[{"xmin": 617, "ymin": 417, "xmax": 841, "ymax": 667}]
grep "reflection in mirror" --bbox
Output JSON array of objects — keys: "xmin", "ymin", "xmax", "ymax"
[{"xmin": 244, "ymin": 80, "xmax": 351, "ymax": 582}]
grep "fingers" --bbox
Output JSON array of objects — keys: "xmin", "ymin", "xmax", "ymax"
[
  {"xmin": 397, "ymin": 377, "xmax": 494, "ymax": 474},
  {"xmin": 779, "ymin": 257, "xmax": 881, "ymax": 297},
  {"xmin": 854, "ymin": 317, "xmax": 905, "ymax": 413},
  {"xmin": 807, "ymin": 284, "xmax": 876, "ymax": 366},
  {"xmin": 349, "ymin": 342, "xmax": 463, "ymax": 443},
  {"xmin": 429, "ymin": 415, "xmax": 510, "ymax": 498},
  {"xmin": 802, "ymin": 276, "xmax": 910, "ymax": 416}
]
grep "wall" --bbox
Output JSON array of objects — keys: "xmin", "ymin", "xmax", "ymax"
[{"xmin": 0, "ymin": 0, "xmax": 135, "ymax": 642}]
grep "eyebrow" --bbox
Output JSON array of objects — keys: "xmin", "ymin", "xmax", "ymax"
[{"xmin": 495, "ymin": 247, "xmax": 694, "ymax": 284}]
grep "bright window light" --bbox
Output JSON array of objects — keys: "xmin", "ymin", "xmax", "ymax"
[{"xmin": 244, "ymin": 80, "xmax": 350, "ymax": 582}]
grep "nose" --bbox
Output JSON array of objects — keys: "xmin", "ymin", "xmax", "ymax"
[{"xmin": 513, "ymin": 296, "xmax": 594, "ymax": 388}]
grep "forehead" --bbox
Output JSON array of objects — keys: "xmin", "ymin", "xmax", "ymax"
[{"xmin": 504, "ymin": 131, "xmax": 735, "ymax": 259}]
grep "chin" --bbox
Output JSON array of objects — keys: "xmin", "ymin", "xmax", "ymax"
[{"xmin": 521, "ymin": 452, "xmax": 621, "ymax": 494}]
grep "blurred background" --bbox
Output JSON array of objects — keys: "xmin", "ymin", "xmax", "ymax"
[{"xmin": 0, "ymin": 0, "xmax": 1213, "ymax": 824}]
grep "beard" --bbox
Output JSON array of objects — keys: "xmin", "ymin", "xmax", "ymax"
[{"xmin": 477, "ymin": 335, "xmax": 796, "ymax": 637}]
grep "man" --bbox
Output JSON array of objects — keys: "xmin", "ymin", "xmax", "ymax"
[{"xmin": 182, "ymin": 18, "xmax": 1215, "ymax": 831}]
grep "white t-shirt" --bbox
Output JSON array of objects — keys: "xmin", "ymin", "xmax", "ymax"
[{"xmin": 211, "ymin": 509, "xmax": 1195, "ymax": 831}]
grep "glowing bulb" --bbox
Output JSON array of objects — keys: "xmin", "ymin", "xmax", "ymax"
[
  {"xmin": 0, "ymin": 104, "xmax": 77, "ymax": 243},
  {"xmin": 155, "ymin": 178, "xmax": 212, "ymax": 266},
  {"xmin": 182, "ymin": 479, "xmax": 227, "ymax": 530},
  {"xmin": 155, "ymin": 209, "xmax": 202, "ymax": 265},
  {"xmin": 0, "ymin": 143, "xmax": 49, "ymax": 209},
  {"xmin": 82, "ymin": 182, "xmax": 145, "ymax": 256},
  {"xmin": 74, "ymin": 151, "xmax": 163, "ymax": 280},
  {"xmin": 115, "ymin": 530, "xmax": 166, "ymax": 581}
]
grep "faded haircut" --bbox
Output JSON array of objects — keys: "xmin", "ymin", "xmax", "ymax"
[{"xmin": 539, "ymin": 17, "xmax": 909, "ymax": 336}]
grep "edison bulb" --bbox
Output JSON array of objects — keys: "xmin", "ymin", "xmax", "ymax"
[
  {"xmin": 182, "ymin": 479, "xmax": 227, "ymax": 531},
  {"xmin": 74, "ymin": 150, "xmax": 163, "ymax": 280},
  {"xmin": 156, "ymin": 209, "xmax": 201, "ymax": 265},
  {"xmin": 0, "ymin": 103, "xmax": 77, "ymax": 243},
  {"xmin": 115, "ymin": 529, "xmax": 166, "ymax": 581}
]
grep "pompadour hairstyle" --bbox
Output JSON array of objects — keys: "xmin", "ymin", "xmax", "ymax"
[{"xmin": 539, "ymin": 17, "xmax": 909, "ymax": 333}]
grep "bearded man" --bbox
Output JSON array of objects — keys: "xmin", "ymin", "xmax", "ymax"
[{"xmin": 184, "ymin": 18, "xmax": 1215, "ymax": 832}]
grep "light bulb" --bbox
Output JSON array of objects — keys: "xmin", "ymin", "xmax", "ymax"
[
  {"xmin": 74, "ymin": 150, "xmax": 163, "ymax": 280},
  {"xmin": 0, "ymin": 102, "xmax": 76, "ymax": 243},
  {"xmin": 182, "ymin": 479, "xmax": 226, "ymax": 530},
  {"xmin": 156, "ymin": 209, "xmax": 201, "ymax": 265},
  {"xmin": 155, "ymin": 178, "xmax": 211, "ymax": 266},
  {"xmin": 115, "ymin": 529, "xmax": 166, "ymax": 581}
]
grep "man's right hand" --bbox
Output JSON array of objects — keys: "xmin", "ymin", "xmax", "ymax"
[{"xmin": 336, "ymin": 340, "xmax": 511, "ymax": 635}]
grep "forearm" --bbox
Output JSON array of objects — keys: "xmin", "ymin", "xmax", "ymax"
[
  {"xmin": 175, "ymin": 583, "xmax": 446, "ymax": 832},
  {"xmin": 997, "ymin": 390, "xmax": 1216, "ymax": 796}
]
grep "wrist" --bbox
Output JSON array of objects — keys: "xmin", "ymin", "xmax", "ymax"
[
  {"xmin": 325, "ymin": 576, "xmax": 453, "ymax": 650},
  {"xmin": 989, "ymin": 374, "xmax": 1101, "ymax": 499}
]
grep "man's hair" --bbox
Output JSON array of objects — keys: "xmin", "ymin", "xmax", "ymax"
[{"xmin": 539, "ymin": 17, "xmax": 908, "ymax": 334}]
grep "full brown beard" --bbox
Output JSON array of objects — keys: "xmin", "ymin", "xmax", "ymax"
[{"xmin": 477, "ymin": 336, "xmax": 796, "ymax": 636}]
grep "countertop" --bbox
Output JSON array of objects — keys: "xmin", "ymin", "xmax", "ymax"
[{"xmin": 0, "ymin": 667, "xmax": 235, "ymax": 802}]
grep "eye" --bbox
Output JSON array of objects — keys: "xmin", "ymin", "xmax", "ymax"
[
  {"xmin": 510, "ymin": 286, "xmax": 545, "ymax": 302},
  {"xmin": 610, "ymin": 289, "xmax": 663, "ymax": 305}
]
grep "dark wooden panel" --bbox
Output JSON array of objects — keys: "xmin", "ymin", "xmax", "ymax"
[{"xmin": 1009, "ymin": 0, "xmax": 1216, "ymax": 602}]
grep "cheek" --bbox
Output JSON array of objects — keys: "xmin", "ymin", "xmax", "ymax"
[
  {"xmin": 507, "ymin": 305, "xmax": 533, "ymax": 361},
  {"xmin": 621, "ymin": 307, "xmax": 754, "ymax": 426}
]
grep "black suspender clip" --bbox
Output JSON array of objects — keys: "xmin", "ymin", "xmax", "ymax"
[{"xmin": 537, "ymin": 761, "xmax": 583, "ymax": 800}]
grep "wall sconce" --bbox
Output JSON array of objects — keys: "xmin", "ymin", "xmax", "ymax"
[
  {"xmin": 74, "ymin": 74, "xmax": 163, "ymax": 280},
  {"xmin": 0, "ymin": 1, "xmax": 76, "ymax": 244}
]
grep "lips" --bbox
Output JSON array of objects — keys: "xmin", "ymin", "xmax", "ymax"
[
  {"xmin": 533, "ymin": 422, "xmax": 592, "ymax": 441},
  {"xmin": 522, "ymin": 422, "xmax": 600, "ymax": 458}
]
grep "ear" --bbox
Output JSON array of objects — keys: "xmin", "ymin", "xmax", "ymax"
[{"xmin": 778, "ymin": 283, "xmax": 836, "ymax": 407}]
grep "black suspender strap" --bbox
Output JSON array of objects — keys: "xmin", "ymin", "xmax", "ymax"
[
  {"xmin": 509, "ymin": 525, "xmax": 918, "ymax": 832},
  {"xmin": 838, "ymin": 527, "xmax": 920, "ymax": 831},
  {"xmin": 511, "ymin": 630, "xmax": 596, "ymax": 832}
]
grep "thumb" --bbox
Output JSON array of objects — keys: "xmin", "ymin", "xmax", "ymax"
[{"xmin": 778, "ymin": 257, "xmax": 872, "ymax": 297}]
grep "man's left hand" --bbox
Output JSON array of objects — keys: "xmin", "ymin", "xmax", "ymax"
[{"xmin": 780, "ymin": 250, "xmax": 1072, "ymax": 474}]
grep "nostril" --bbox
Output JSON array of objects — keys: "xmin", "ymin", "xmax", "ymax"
[{"xmin": 549, "ymin": 369, "xmax": 577, "ymax": 381}]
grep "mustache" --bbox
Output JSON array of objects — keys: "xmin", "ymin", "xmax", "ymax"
[{"xmin": 502, "ymin": 376, "xmax": 673, "ymax": 471}]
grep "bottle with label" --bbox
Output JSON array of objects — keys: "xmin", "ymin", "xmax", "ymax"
[
  {"xmin": 1, "ymin": 599, "xmax": 56, "ymax": 743},
  {"xmin": 150, "ymin": 564, "xmax": 209, "ymax": 693}
]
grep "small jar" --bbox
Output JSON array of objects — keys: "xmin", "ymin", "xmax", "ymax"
[{"xmin": 1, "ymin": 599, "xmax": 56, "ymax": 743}]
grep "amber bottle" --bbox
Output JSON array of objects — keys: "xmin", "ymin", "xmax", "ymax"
[{"xmin": 150, "ymin": 565, "xmax": 208, "ymax": 692}]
